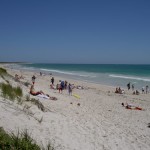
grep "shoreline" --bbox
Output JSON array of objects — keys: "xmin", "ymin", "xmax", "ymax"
[
  {"xmin": 4, "ymin": 63, "xmax": 118, "ymax": 89},
  {"xmin": 6, "ymin": 63, "xmax": 150, "ymax": 91},
  {"xmin": 0, "ymin": 64, "xmax": 150, "ymax": 150}
]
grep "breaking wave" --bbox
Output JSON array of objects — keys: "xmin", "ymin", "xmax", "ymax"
[
  {"xmin": 41, "ymin": 69, "xmax": 96, "ymax": 78},
  {"xmin": 109, "ymin": 74, "xmax": 150, "ymax": 82}
]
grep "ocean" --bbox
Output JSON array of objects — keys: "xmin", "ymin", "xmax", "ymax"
[{"xmin": 12, "ymin": 64, "xmax": 150, "ymax": 89}]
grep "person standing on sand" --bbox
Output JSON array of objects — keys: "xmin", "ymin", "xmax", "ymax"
[
  {"xmin": 127, "ymin": 82, "xmax": 130, "ymax": 90},
  {"xmin": 142, "ymin": 87, "xmax": 145, "ymax": 94},
  {"xmin": 146, "ymin": 85, "xmax": 149, "ymax": 94},
  {"xmin": 32, "ymin": 75, "xmax": 36, "ymax": 85},
  {"xmin": 132, "ymin": 84, "xmax": 134, "ymax": 91},
  {"xmin": 65, "ymin": 80, "xmax": 68, "ymax": 89},
  {"xmin": 61, "ymin": 81, "xmax": 65, "ymax": 90},
  {"xmin": 58, "ymin": 84, "xmax": 62, "ymax": 93},
  {"xmin": 68, "ymin": 83, "xmax": 72, "ymax": 95},
  {"xmin": 51, "ymin": 77, "xmax": 54, "ymax": 85}
]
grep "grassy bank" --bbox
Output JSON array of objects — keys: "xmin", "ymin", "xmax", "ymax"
[
  {"xmin": 0, "ymin": 127, "xmax": 55, "ymax": 150},
  {"xmin": 0, "ymin": 127, "xmax": 41, "ymax": 150}
]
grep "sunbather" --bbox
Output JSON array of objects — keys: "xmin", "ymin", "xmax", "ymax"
[
  {"xmin": 122, "ymin": 103, "xmax": 143, "ymax": 110},
  {"xmin": 30, "ymin": 85, "xmax": 45, "ymax": 96},
  {"xmin": 30, "ymin": 85, "xmax": 57, "ymax": 100}
]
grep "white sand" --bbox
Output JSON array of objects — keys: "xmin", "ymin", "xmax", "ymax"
[{"xmin": 0, "ymin": 64, "xmax": 150, "ymax": 150}]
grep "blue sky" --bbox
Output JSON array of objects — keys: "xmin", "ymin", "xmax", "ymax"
[{"xmin": 0, "ymin": 0, "xmax": 150, "ymax": 64}]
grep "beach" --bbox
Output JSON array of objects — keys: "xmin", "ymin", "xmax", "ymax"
[{"xmin": 0, "ymin": 64, "xmax": 150, "ymax": 150}]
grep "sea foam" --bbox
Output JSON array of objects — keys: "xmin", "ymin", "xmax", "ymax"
[
  {"xmin": 109, "ymin": 74, "xmax": 150, "ymax": 82},
  {"xmin": 41, "ymin": 69, "xmax": 96, "ymax": 78}
]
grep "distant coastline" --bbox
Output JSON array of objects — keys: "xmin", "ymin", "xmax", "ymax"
[{"xmin": 0, "ymin": 62, "xmax": 29, "ymax": 64}]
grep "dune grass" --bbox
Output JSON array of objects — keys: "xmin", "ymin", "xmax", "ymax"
[
  {"xmin": 0, "ymin": 83, "xmax": 23, "ymax": 101},
  {"xmin": 0, "ymin": 82, "xmax": 45, "ymax": 112},
  {"xmin": 14, "ymin": 86, "xmax": 23, "ymax": 97},
  {"xmin": 0, "ymin": 67, "xmax": 7, "ymax": 75},
  {"xmin": 0, "ymin": 67, "xmax": 31, "ymax": 87},
  {"xmin": 0, "ymin": 67, "xmax": 11, "ymax": 79},
  {"xmin": 25, "ymin": 95, "xmax": 46, "ymax": 112},
  {"xmin": 0, "ymin": 128, "xmax": 55, "ymax": 150},
  {"xmin": 0, "ymin": 127, "xmax": 40, "ymax": 150}
]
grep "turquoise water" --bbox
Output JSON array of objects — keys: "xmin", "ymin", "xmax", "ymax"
[{"xmin": 16, "ymin": 64, "xmax": 150, "ymax": 89}]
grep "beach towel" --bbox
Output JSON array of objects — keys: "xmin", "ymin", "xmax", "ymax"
[
  {"xmin": 37, "ymin": 94, "xmax": 57, "ymax": 100},
  {"xmin": 37, "ymin": 94, "xmax": 49, "ymax": 99}
]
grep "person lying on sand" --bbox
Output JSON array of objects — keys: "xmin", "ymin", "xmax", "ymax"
[
  {"xmin": 76, "ymin": 85, "xmax": 84, "ymax": 90},
  {"xmin": 30, "ymin": 85, "xmax": 45, "ymax": 96},
  {"xmin": 30, "ymin": 85, "xmax": 57, "ymax": 100},
  {"xmin": 122, "ymin": 103, "xmax": 143, "ymax": 110}
]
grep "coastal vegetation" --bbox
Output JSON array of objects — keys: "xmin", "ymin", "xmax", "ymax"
[
  {"xmin": 0, "ymin": 67, "xmax": 31, "ymax": 87},
  {"xmin": 25, "ymin": 95, "xmax": 46, "ymax": 112},
  {"xmin": 0, "ymin": 81, "xmax": 46, "ymax": 113},
  {"xmin": 0, "ymin": 67, "xmax": 7, "ymax": 75},
  {"xmin": 0, "ymin": 83, "xmax": 23, "ymax": 101},
  {"xmin": 0, "ymin": 67, "xmax": 45, "ymax": 112},
  {"xmin": 0, "ymin": 127, "xmax": 41, "ymax": 150},
  {"xmin": 0, "ymin": 127, "xmax": 54, "ymax": 150}
]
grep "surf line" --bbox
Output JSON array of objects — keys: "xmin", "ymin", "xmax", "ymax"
[{"xmin": 109, "ymin": 74, "xmax": 150, "ymax": 82}]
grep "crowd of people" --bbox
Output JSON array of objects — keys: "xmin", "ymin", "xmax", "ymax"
[
  {"xmin": 13, "ymin": 71, "xmax": 149, "ymax": 111},
  {"xmin": 49, "ymin": 77, "xmax": 77, "ymax": 95},
  {"xmin": 114, "ymin": 82, "xmax": 149, "ymax": 95},
  {"xmin": 126, "ymin": 82, "xmax": 149, "ymax": 95},
  {"xmin": 14, "ymin": 72, "xmax": 149, "ymax": 97},
  {"xmin": 29, "ymin": 73, "xmax": 79, "ymax": 100}
]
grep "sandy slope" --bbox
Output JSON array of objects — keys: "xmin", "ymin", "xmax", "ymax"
[{"xmin": 0, "ymin": 64, "xmax": 150, "ymax": 150}]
